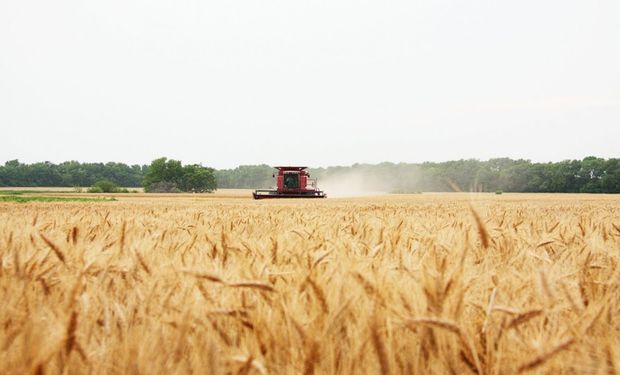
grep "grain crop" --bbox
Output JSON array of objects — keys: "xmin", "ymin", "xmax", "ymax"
[{"xmin": 1, "ymin": 192, "xmax": 619, "ymax": 374}]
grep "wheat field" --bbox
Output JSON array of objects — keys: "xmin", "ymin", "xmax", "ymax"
[{"xmin": 1, "ymin": 192, "xmax": 619, "ymax": 374}]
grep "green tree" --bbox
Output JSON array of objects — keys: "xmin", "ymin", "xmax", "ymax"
[
  {"xmin": 143, "ymin": 158, "xmax": 216, "ymax": 193},
  {"xmin": 215, "ymin": 164, "xmax": 274, "ymax": 189},
  {"xmin": 180, "ymin": 164, "xmax": 217, "ymax": 192},
  {"xmin": 601, "ymin": 158, "xmax": 620, "ymax": 193},
  {"xmin": 143, "ymin": 157, "xmax": 184, "ymax": 191}
]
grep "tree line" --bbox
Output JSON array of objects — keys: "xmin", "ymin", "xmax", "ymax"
[
  {"xmin": 0, "ymin": 160, "xmax": 145, "ymax": 187},
  {"xmin": 1, "ymin": 157, "xmax": 619, "ymax": 193},
  {"xmin": 0, "ymin": 158, "xmax": 217, "ymax": 193},
  {"xmin": 216, "ymin": 157, "xmax": 620, "ymax": 193}
]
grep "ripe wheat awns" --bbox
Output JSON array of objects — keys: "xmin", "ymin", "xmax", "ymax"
[{"xmin": 1, "ymin": 193, "xmax": 619, "ymax": 374}]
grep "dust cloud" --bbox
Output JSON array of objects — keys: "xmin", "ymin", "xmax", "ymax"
[{"xmin": 316, "ymin": 170, "xmax": 402, "ymax": 198}]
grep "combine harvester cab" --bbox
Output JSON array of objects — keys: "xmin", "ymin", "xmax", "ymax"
[{"xmin": 253, "ymin": 166, "xmax": 327, "ymax": 199}]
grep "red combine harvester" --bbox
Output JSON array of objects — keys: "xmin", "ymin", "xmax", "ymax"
[{"xmin": 253, "ymin": 166, "xmax": 327, "ymax": 199}]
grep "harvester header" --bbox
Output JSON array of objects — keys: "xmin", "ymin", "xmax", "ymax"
[{"xmin": 253, "ymin": 166, "xmax": 327, "ymax": 199}]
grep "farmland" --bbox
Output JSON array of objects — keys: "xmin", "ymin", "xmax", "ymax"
[{"xmin": 1, "ymin": 192, "xmax": 619, "ymax": 374}]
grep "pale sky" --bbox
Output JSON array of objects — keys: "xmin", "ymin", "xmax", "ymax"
[{"xmin": 1, "ymin": 0, "xmax": 619, "ymax": 169}]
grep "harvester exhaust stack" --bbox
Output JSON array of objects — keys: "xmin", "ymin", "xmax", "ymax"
[{"xmin": 253, "ymin": 166, "xmax": 327, "ymax": 199}]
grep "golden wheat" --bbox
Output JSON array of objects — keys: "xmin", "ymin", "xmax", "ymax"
[{"xmin": 0, "ymin": 192, "xmax": 619, "ymax": 374}]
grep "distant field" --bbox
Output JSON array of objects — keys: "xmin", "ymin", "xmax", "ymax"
[
  {"xmin": 0, "ymin": 187, "xmax": 253, "ymax": 197},
  {"xmin": 0, "ymin": 188, "xmax": 117, "ymax": 203},
  {"xmin": 0, "ymin": 187, "xmax": 78, "ymax": 193},
  {"xmin": 1, "ymin": 193, "xmax": 619, "ymax": 374}
]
